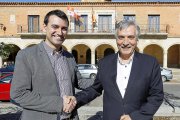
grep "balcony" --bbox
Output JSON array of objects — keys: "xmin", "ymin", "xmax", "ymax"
[
  {"xmin": 139, "ymin": 24, "xmax": 168, "ymax": 39},
  {"xmin": 17, "ymin": 25, "xmax": 115, "ymax": 34},
  {"xmin": 17, "ymin": 25, "xmax": 45, "ymax": 39},
  {"xmin": 17, "ymin": 24, "xmax": 168, "ymax": 39},
  {"xmin": 17, "ymin": 24, "xmax": 116, "ymax": 39},
  {"xmin": 67, "ymin": 28, "xmax": 115, "ymax": 39}
]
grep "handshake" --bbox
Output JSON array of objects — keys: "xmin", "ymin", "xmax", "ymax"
[{"xmin": 63, "ymin": 96, "xmax": 77, "ymax": 113}]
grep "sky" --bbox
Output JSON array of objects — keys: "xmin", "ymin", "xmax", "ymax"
[{"xmin": 0, "ymin": 0, "xmax": 113, "ymax": 1}]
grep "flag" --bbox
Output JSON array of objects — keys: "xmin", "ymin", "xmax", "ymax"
[
  {"xmin": 67, "ymin": 6, "xmax": 80, "ymax": 20},
  {"xmin": 92, "ymin": 14, "xmax": 96, "ymax": 23},
  {"xmin": 74, "ymin": 9, "xmax": 81, "ymax": 20},
  {"xmin": 92, "ymin": 10, "xmax": 96, "ymax": 28},
  {"xmin": 67, "ymin": 6, "xmax": 74, "ymax": 16}
]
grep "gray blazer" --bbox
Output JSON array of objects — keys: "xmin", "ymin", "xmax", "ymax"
[{"xmin": 10, "ymin": 41, "xmax": 91, "ymax": 120}]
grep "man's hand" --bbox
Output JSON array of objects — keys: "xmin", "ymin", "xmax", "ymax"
[
  {"xmin": 63, "ymin": 96, "xmax": 77, "ymax": 113},
  {"xmin": 120, "ymin": 114, "xmax": 132, "ymax": 120}
]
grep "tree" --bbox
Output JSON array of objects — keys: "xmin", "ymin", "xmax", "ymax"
[{"xmin": 0, "ymin": 42, "xmax": 14, "ymax": 59}]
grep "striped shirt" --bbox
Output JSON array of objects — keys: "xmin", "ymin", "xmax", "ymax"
[{"xmin": 43, "ymin": 42, "xmax": 72, "ymax": 120}]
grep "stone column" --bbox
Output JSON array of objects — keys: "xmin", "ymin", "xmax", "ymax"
[
  {"xmin": 163, "ymin": 50, "xmax": 168, "ymax": 68},
  {"xmin": 139, "ymin": 48, "xmax": 143, "ymax": 53},
  {"xmin": 0, "ymin": 56, "xmax": 2, "ymax": 68},
  {"xmin": 115, "ymin": 48, "xmax": 119, "ymax": 53},
  {"xmin": 67, "ymin": 48, "xmax": 71, "ymax": 53},
  {"xmin": 91, "ymin": 50, "xmax": 95, "ymax": 64},
  {"xmin": 179, "ymin": 45, "xmax": 180, "ymax": 67}
]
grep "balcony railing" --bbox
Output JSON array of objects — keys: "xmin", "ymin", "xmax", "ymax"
[
  {"xmin": 68, "ymin": 28, "xmax": 115, "ymax": 34},
  {"xmin": 139, "ymin": 24, "xmax": 168, "ymax": 34},
  {"xmin": 17, "ymin": 25, "xmax": 43, "ymax": 34},
  {"xmin": 17, "ymin": 24, "xmax": 168, "ymax": 35}
]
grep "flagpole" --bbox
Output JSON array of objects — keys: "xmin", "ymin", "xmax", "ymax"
[
  {"xmin": 115, "ymin": 4, "xmax": 117, "ymax": 22},
  {"xmin": 115, "ymin": 4, "xmax": 117, "ymax": 32},
  {"xmin": 67, "ymin": 6, "xmax": 71, "ymax": 33},
  {"xmin": 69, "ymin": 15, "xmax": 71, "ymax": 33}
]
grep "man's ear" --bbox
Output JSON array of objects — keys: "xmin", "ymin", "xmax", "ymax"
[{"xmin": 42, "ymin": 24, "xmax": 47, "ymax": 33}]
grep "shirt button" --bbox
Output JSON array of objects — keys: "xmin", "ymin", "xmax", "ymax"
[
  {"xmin": 125, "ymin": 77, "xmax": 126, "ymax": 79},
  {"xmin": 125, "ymin": 65, "xmax": 127, "ymax": 68}
]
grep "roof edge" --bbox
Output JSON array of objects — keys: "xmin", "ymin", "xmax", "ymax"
[{"xmin": 0, "ymin": 1, "xmax": 180, "ymax": 6}]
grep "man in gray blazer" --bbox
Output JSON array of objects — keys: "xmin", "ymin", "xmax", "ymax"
[{"xmin": 10, "ymin": 9, "xmax": 92, "ymax": 120}]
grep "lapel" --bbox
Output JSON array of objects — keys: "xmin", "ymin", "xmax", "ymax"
[
  {"xmin": 62, "ymin": 51, "xmax": 74, "ymax": 83},
  {"xmin": 124, "ymin": 51, "xmax": 140, "ymax": 100},
  {"xmin": 37, "ymin": 41, "xmax": 59, "ymax": 94},
  {"xmin": 111, "ymin": 53, "xmax": 124, "ymax": 100}
]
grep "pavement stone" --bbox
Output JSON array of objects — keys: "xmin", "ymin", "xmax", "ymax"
[
  {"xmin": 0, "ymin": 75, "xmax": 180, "ymax": 120},
  {"xmin": 0, "ymin": 101, "xmax": 180, "ymax": 120},
  {"xmin": 77, "ymin": 102, "xmax": 180, "ymax": 120}
]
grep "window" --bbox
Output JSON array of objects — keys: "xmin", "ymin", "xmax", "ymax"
[
  {"xmin": 28, "ymin": 15, "xmax": 39, "ymax": 33},
  {"xmin": 75, "ymin": 15, "xmax": 88, "ymax": 32},
  {"xmin": 148, "ymin": 15, "xmax": 160, "ymax": 33},
  {"xmin": 10, "ymin": 15, "xmax": 16, "ymax": 24},
  {"xmin": 84, "ymin": 65, "xmax": 92, "ymax": 69},
  {"xmin": 98, "ymin": 15, "xmax": 112, "ymax": 32},
  {"xmin": 123, "ymin": 15, "xmax": 135, "ymax": 21}
]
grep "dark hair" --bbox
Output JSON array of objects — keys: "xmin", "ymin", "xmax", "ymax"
[{"xmin": 44, "ymin": 9, "xmax": 69, "ymax": 26}]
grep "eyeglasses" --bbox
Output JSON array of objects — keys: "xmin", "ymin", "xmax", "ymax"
[{"xmin": 117, "ymin": 35, "xmax": 136, "ymax": 40}]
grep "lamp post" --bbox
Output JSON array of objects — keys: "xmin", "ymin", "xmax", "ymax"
[{"xmin": 0, "ymin": 56, "xmax": 2, "ymax": 68}]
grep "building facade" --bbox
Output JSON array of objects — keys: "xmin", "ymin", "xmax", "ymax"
[{"xmin": 0, "ymin": 0, "xmax": 180, "ymax": 68}]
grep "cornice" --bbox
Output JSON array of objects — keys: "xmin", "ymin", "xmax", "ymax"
[{"xmin": 0, "ymin": 2, "xmax": 180, "ymax": 7}]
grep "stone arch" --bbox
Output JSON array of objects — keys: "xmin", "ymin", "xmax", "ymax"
[
  {"xmin": 104, "ymin": 48, "xmax": 115, "ymax": 56},
  {"xmin": 4, "ymin": 44, "xmax": 21, "ymax": 65},
  {"xmin": 167, "ymin": 44, "xmax": 180, "ymax": 68},
  {"xmin": 143, "ymin": 44, "xmax": 163, "ymax": 66},
  {"xmin": 71, "ymin": 42, "xmax": 91, "ymax": 50},
  {"xmin": 62, "ymin": 45, "xmax": 67, "ymax": 51},
  {"xmin": 95, "ymin": 44, "xmax": 115, "ymax": 63},
  {"xmin": 94, "ymin": 42, "xmax": 116, "ymax": 51},
  {"xmin": 135, "ymin": 47, "xmax": 139, "ymax": 52},
  {"xmin": 72, "ymin": 50, "xmax": 78, "ymax": 63},
  {"xmin": 72, "ymin": 44, "xmax": 91, "ymax": 64},
  {"xmin": 24, "ymin": 42, "xmax": 38, "ymax": 48},
  {"xmin": 26, "ymin": 44, "xmax": 36, "ymax": 48}
]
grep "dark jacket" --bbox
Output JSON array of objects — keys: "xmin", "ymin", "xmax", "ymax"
[{"xmin": 75, "ymin": 51, "xmax": 164, "ymax": 120}]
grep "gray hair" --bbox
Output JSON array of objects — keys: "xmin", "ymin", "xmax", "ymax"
[{"xmin": 115, "ymin": 20, "xmax": 140, "ymax": 40}]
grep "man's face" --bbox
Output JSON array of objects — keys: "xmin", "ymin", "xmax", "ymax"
[
  {"xmin": 116, "ymin": 25, "xmax": 138, "ymax": 59},
  {"xmin": 43, "ymin": 15, "xmax": 68, "ymax": 48}
]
